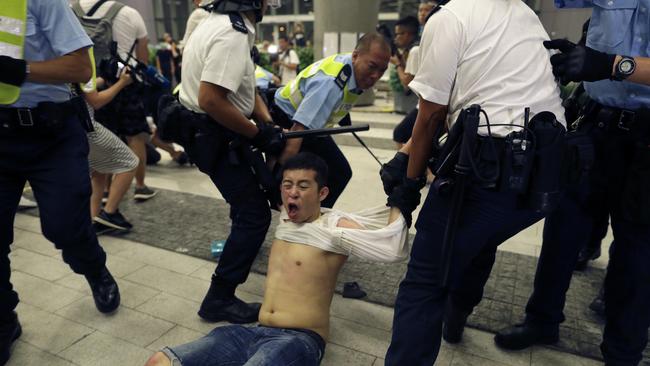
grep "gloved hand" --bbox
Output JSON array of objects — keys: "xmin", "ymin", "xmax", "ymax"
[
  {"xmin": 387, "ymin": 176, "xmax": 425, "ymax": 227},
  {"xmin": 251, "ymin": 123, "xmax": 286, "ymax": 156},
  {"xmin": 380, "ymin": 152, "xmax": 409, "ymax": 195},
  {"xmin": 0, "ymin": 56, "xmax": 28, "ymax": 87},
  {"xmin": 543, "ymin": 39, "xmax": 616, "ymax": 84}
]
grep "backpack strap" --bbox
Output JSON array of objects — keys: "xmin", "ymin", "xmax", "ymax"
[
  {"xmin": 102, "ymin": 2, "xmax": 125, "ymax": 22},
  {"xmin": 87, "ymin": 0, "xmax": 109, "ymax": 16}
]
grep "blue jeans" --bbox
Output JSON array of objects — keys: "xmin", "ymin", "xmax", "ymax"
[{"xmin": 163, "ymin": 325, "xmax": 325, "ymax": 366}]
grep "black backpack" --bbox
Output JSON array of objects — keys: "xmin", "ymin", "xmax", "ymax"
[{"xmin": 71, "ymin": 0, "xmax": 125, "ymax": 63}]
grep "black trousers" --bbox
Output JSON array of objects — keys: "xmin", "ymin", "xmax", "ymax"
[{"xmin": 0, "ymin": 115, "xmax": 107, "ymax": 316}]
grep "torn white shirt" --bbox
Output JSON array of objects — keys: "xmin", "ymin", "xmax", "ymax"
[{"xmin": 274, "ymin": 205, "xmax": 409, "ymax": 263}]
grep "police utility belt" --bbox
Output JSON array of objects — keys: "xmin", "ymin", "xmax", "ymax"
[
  {"xmin": 429, "ymin": 106, "xmax": 588, "ymax": 214},
  {"xmin": 579, "ymin": 100, "xmax": 650, "ymax": 138},
  {"xmin": 0, "ymin": 96, "xmax": 92, "ymax": 133}
]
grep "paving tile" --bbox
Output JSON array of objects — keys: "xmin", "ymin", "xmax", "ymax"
[
  {"xmin": 10, "ymin": 271, "xmax": 84, "ymax": 312},
  {"xmin": 9, "ymin": 248, "xmax": 71, "ymax": 281},
  {"xmin": 12, "ymin": 213, "xmax": 42, "ymax": 234},
  {"xmin": 321, "ymin": 343, "xmax": 376, "ymax": 366},
  {"xmin": 330, "ymin": 295, "xmax": 394, "ymax": 331},
  {"xmin": 373, "ymin": 357, "xmax": 384, "ymax": 366},
  {"xmin": 96, "ymin": 235, "xmax": 138, "ymax": 255},
  {"xmin": 115, "ymin": 243, "xmax": 207, "ymax": 275},
  {"xmin": 57, "ymin": 331, "xmax": 152, "ymax": 366},
  {"xmin": 146, "ymin": 325, "xmax": 205, "ymax": 351},
  {"xmin": 12, "ymin": 229, "xmax": 59, "ymax": 257},
  {"xmin": 54, "ymin": 275, "xmax": 160, "ymax": 309},
  {"xmin": 531, "ymin": 346, "xmax": 603, "ymax": 366},
  {"xmin": 6, "ymin": 340, "xmax": 73, "ymax": 366},
  {"xmin": 237, "ymin": 272, "xmax": 266, "ymax": 297},
  {"xmin": 136, "ymin": 292, "xmax": 221, "ymax": 334},
  {"xmin": 15, "ymin": 302, "xmax": 94, "ymax": 354},
  {"xmin": 328, "ymin": 317, "xmax": 391, "ymax": 358},
  {"xmin": 56, "ymin": 296, "xmax": 175, "ymax": 347},
  {"xmin": 446, "ymin": 327, "xmax": 530, "ymax": 366},
  {"xmin": 451, "ymin": 350, "xmax": 514, "ymax": 366},
  {"xmin": 499, "ymin": 239, "xmax": 537, "ymax": 257},
  {"xmin": 125, "ymin": 265, "xmax": 209, "ymax": 302}
]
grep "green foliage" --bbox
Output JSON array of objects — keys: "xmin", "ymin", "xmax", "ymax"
[
  {"xmin": 258, "ymin": 52, "xmax": 274, "ymax": 73},
  {"xmin": 295, "ymin": 47, "xmax": 314, "ymax": 71},
  {"xmin": 389, "ymin": 65, "xmax": 404, "ymax": 93}
]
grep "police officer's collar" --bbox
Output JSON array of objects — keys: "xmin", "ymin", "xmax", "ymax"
[
  {"xmin": 341, "ymin": 54, "xmax": 362, "ymax": 94},
  {"xmin": 228, "ymin": 12, "xmax": 256, "ymax": 36}
]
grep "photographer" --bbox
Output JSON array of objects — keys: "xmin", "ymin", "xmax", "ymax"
[{"xmin": 274, "ymin": 35, "xmax": 300, "ymax": 85}]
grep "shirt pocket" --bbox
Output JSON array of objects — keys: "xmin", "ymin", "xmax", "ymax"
[{"xmin": 588, "ymin": 0, "xmax": 638, "ymax": 49}]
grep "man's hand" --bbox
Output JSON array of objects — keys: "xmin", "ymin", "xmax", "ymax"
[
  {"xmin": 543, "ymin": 39, "xmax": 616, "ymax": 84},
  {"xmin": 380, "ymin": 152, "xmax": 409, "ymax": 195},
  {"xmin": 387, "ymin": 176, "xmax": 425, "ymax": 227},
  {"xmin": 251, "ymin": 123, "xmax": 286, "ymax": 156},
  {"xmin": 0, "ymin": 56, "xmax": 28, "ymax": 87}
]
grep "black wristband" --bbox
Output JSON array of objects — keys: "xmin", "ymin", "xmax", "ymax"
[{"xmin": 0, "ymin": 56, "xmax": 28, "ymax": 87}]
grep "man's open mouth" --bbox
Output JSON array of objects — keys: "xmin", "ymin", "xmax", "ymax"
[{"xmin": 287, "ymin": 203, "xmax": 299, "ymax": 217}]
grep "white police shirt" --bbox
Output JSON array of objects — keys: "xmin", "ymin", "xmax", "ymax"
[
  {"xmin": 180, "ymin": 12, "xmax": 256, "ymax": 117},
  {"xmin": 409, "ymin": 0, "xmax": 566, "ymax": 137}
]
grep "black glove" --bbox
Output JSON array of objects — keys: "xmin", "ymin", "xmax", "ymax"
[
  {"xmin": 387, "ymin": 176, "xmax": 425, "ymax": 227},
  {"xmin": 269, "ymin": 163, "xmax": 284, "ymax": 211},
  {"xmin": 0, "ymin": 56, "xmax": 28, "ymax": 87},
  {"xmin": 543, "ymin": 39, "xmax": 616, "ymax": 84},
  {"xmin": 380, "ymin": 152, "xmax": 409, "ymax": 195},
  {"xmin": 251, "ymin": 123, "xmax": 286, "ymax": 156}
]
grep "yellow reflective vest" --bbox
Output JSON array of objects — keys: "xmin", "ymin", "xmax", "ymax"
[
  {"xmin": 0, "ymin": 0, "xmax": 28, "ymax": 105},
  {"xmin": 278, "ymin": 54, "xmax": 360, "ymax": 128}
]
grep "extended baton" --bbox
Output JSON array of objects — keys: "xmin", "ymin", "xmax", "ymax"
[{"xmin": 283, "ymin": 124, "xmax": 369, "ymax": 139}]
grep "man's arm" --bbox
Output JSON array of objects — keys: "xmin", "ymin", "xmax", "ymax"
[
  {"xmin": 198, "ymin": 81, "xmax": 258, "ymax": 138},
  {"xmin": 26, "ymin": 48, "xmax": 92, "ymax": 84},
  {"xmin": 279, "ymin": 122, "xmax": 306, "ymax": 163},
  {"xmin": 252, "ymin": 92, "xmax": 273, "ymax": 124},
  {"xmin": 136, "ymin": 37, "xmax": 150, "ymax": 65},
  {"xmin": 407, "ymin": 98, "xmax": 448, "ymax": 179},
  {"xmin": 614, "ymin": 55, "xmax": 650, "ymax": 86},
  {"xmin": 84, "ymin": 71, "xmax": 133, "ymax": 110}
]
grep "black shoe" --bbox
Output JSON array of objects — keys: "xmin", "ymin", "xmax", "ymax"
[
  {"xmin": 134, "ymin": 186, "xmax": 157, "ymax": 202},
  {"xmin": 589, "ymin": 288, "xmax": 605, "ymax": 317},
  {"xmin": 198, "ymin": 296, "xmax": 261, "ymax": 324},
  {"xmin": 494, "ymin": 322, "xmax": 559, "ymax": 350},
  {"xmin": 85, "ymin": 267, "xmax": 120, "ymax": 314},
  {"xmin": 574, "ymin": 245, "xmax": 601, "ymax": 271},
  {"xmin": 342, "ymin": 282, "xmax": 367, "ymax": 299},
  {"xmin": 443, "ymin": 302, "xmax": 469, "ymax": 344},
  {"xmin": 94, "ymin": 209, "xmax": 133, "ymax": 231},
  {"xmin": 92, "ymin": 222, "xmax": 114, "ymax": 236},
  {"xmin": 0, "ymin": 312, "xmax": 22, "ymax": 366}
]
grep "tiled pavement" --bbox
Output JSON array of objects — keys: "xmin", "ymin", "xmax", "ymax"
[{"xmin": 8, "ymin": 213, "xmax": 604, "ymax": 366}]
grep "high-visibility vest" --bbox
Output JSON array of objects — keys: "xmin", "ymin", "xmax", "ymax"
[
  {"xmin": 278, "ymin": 54, "xmax": 360, "ymax": 128},
  {"xmin": 255, "ymin": 65, "xmax": 268, "ymax": 80},
  {"xmin": 0, "ymin": 0, "xmax": 28, "ymax": 105}
]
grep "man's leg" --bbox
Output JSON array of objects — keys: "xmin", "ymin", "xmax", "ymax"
[
  {"xmin": 245, "ymin": 328, "xmax": 323, "ymax": 366},
  {"xmin": 126, "ymin": 132, "xmax": 148, "ymax": 189},
  {"xmin": 386, "ymin": 186, "xmax": 543, "ymax": 365},
  {"xmin": 199, "ymin": 153, "xmax": 271, "ymax": 323},
  {"xmin": 146, "ymin": 325, "xmax": 253, "ymax": 366},
  {"xmin": 300, "ymin": 136, "xmax": 351, "ymax": 208},
  {"xmin": 90, "ymin": 171, "xmax": 107, "ymax": 218},
  {"xmin": 600, "ymin": 215, "xmax": 650, "ymax": 366},
  {"xmin": 28, "ymin": 120, "xmax": 119, "ymax": 313}
]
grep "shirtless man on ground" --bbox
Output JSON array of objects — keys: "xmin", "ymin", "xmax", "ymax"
[{"xmin": 145, "ymin": 152, "xmax": 403, "ymax": 366}]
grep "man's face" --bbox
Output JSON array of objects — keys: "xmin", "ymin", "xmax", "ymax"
[
  {"xmin": 418, "ymin": 2, "xmax": 436, "ymax": 25},
  {"xmin": 281, "ymin": 169, "xmax": 329, "ymax": 223},
  {"xmin": 352, "ymin": 42, "xmax": 391, "ymax": 90},
  {"xmin": 278, "ymin": 38, "xmax": 289, "ymax": 51},
  {"xmin": 394, "ymin": 25, "xmax": 414, "ymax": 49}
]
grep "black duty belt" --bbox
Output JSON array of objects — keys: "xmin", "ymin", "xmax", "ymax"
[
  {"xmin": 587, "ymin": 102, "xmax": 650, "ymax": 136},
  {"xmin": 0, "ymin": 99, "xmax": 79, "ymax": 131}
]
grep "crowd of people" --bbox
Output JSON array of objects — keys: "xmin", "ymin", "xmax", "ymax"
[{"xmin": 1, "ymin": 0, "xmax": 649, "ymax": 366}]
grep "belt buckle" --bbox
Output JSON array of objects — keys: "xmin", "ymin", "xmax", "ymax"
[
  {"xmin": 617, "ymin": 109, "xmax": 635, "ymax": 131},
  {"xmin": 17, "ymin": 108, "xmax": 34, "ymax": 127}
]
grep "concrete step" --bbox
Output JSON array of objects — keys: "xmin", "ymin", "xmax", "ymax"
[{"xmin": 349, "ymin": 111, "xmax": 404, "ymax": 130}]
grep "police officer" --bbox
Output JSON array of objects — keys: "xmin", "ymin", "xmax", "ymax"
[
  {"xmin": 0, "ymin": 0, "xmax": 120, "ymax": 363},
  {"xmin": 495, "ymin": 1, "xmax": 650, "ymax": 364},
  {"xmin": 382, "ymin": 0, "xmax": 565, "ymax": 364},
  {"xmin": 178, "ymin": 0, "xmax": 284, "ymax": 324},
  {"xmin": 273, "ymin": 32, "xmax": 391, "ymax": 208}
]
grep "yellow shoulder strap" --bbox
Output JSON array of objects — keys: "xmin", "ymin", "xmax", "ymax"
[{"xmin": 0, "ymin": 0, "xmax": 28, "ymax": 105}]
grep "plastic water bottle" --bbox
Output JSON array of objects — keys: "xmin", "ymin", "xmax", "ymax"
[{"xmin": 210, "ymin": 240, "xmax": 226, "ymax": 258}]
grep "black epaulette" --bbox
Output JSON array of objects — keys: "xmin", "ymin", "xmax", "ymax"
[
  {"xmin": 229, "ymin": 13, "xmax": 248, "ymax": 34},
  {"xmin": 425, "ymin": 0, "xmax": 451, "ymax": 22},
  {"xmin": 334, "ymin": 64, "xmax": 352, "ymax": 90}
]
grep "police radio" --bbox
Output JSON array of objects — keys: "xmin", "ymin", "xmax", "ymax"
[{"xmin": 500, "ymin": 108, "xmax": 534, "ymax": 194}]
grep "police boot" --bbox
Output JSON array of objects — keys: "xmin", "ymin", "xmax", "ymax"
[
  {"xmin": 85, "ymin": 266, "xmax": 120, "ymax": 314},
  {"xmin": 574, "ymin": 244, "xmax": 601, "ymax": 271},
  {"xmin": 198, "ymin": 275, "xmax": 261, "ymax": 324},
  {"xmin": 494, "ymin": 322, "xmax": 559, "ymax": 350},
  {"xmin": 0, "ymin": 312, "xmax": 21, "ymax": 366},
  {"xmin": 589, "ymin": 286, "xmax": 605, "ymax": 317},
  {"xmin": 442, "ymin": 301, "xmax": 469, "ymax": 344}
]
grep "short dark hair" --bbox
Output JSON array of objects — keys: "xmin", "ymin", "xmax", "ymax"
[
  {"xmin": 355, "ymin": 32, "xmax": 391, "ymax": 55},
  {"xmin": 278, "ymin": 35, "xmax": 290, "ymax": 42},
  {"xmin": 282, "ymin": 152, "xmax": 328, "ymax": 188},
  {"xmin": 396, "ymin": 16, "xmax": 419, "ymax": 36}
]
